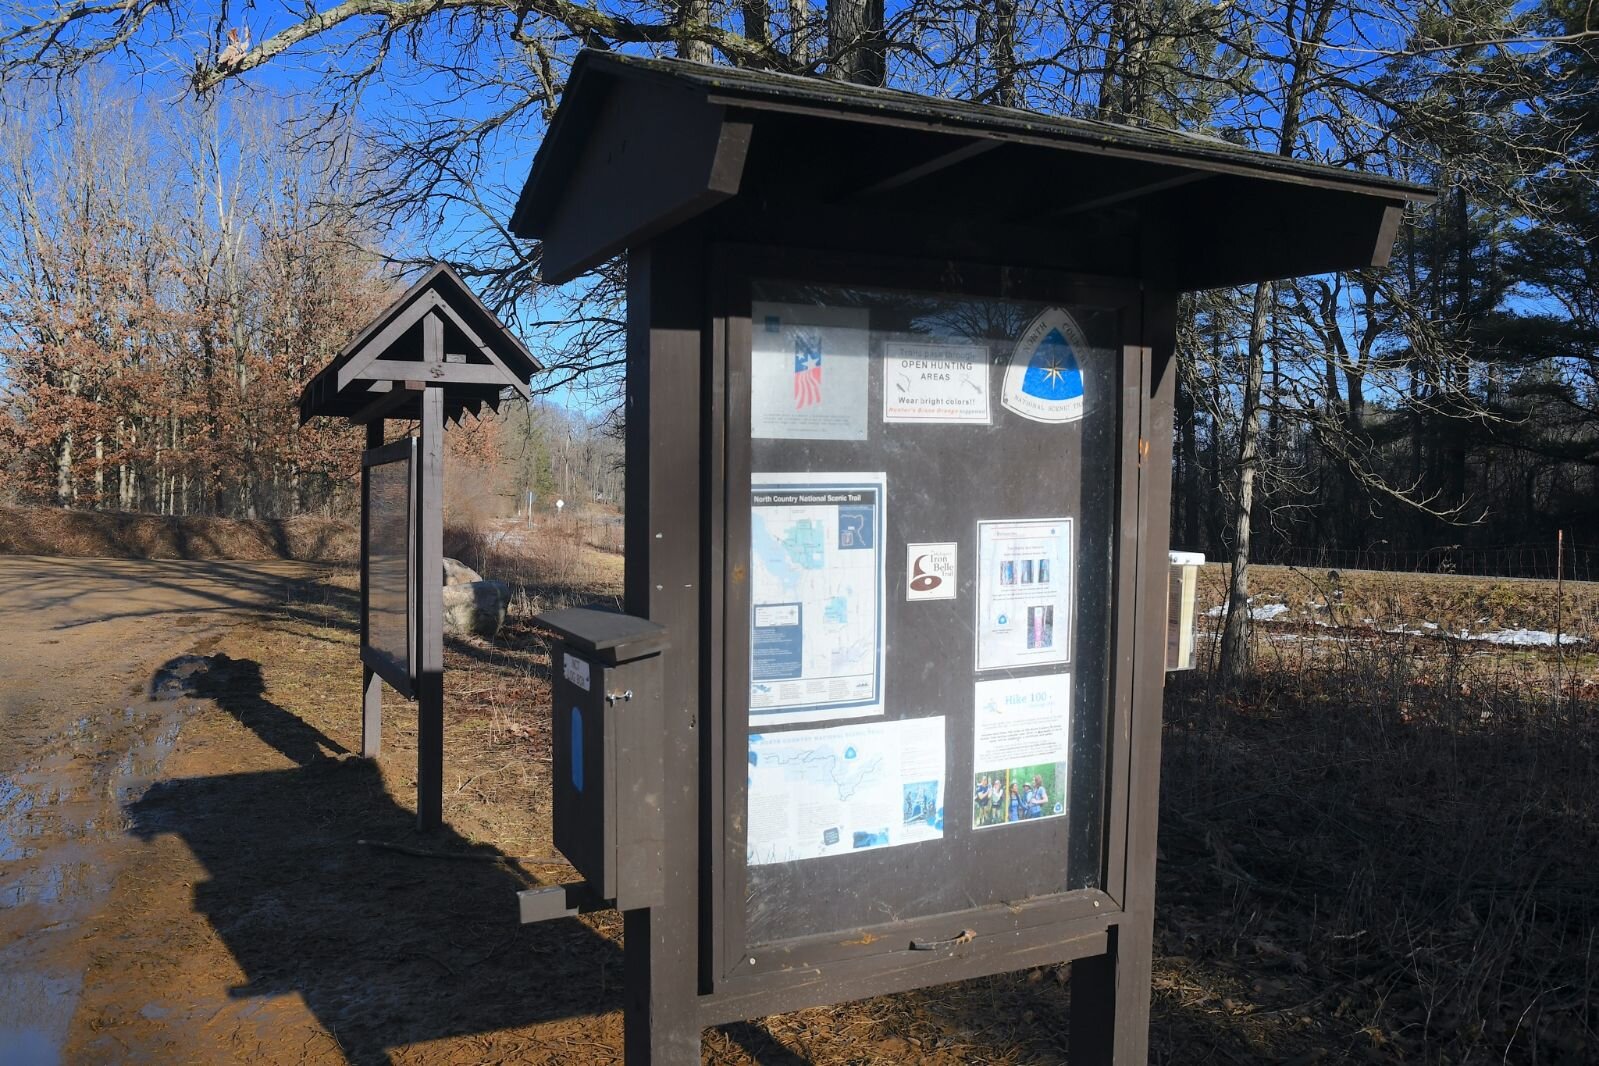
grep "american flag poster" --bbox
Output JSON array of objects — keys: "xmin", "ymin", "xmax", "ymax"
[
  {"xmin": 750, "ymin": 302, "xmax": 869, "ymax": 440},
  {"xmin": 793, "ymin": 332, "xmax": 823, "ymax": 408}
]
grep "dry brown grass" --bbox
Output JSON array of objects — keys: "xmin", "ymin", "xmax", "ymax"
[
  {"xmin": 259, "ymin": 554, "xmax": 1597, "ymax": 1063},
  {"xmin": 1154, "ymin": 611, "xmax": 1599, "ymax": 1063},
  {"xmin": 0, "ymin": 504, "xmax": 356, "ymax": 563},
  {"xmin": 1201, "ymin": 562, "xmax": 1599, "ymax": 642}
]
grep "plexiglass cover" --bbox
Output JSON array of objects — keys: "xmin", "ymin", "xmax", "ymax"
[{"xmin": 739, "ymin": 280, "xmax": 1121, "ymax": 945}]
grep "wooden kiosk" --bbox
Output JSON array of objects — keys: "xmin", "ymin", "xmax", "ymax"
[
  {"xmin": 514, "ymin": 53, "xmax": 1432, "ymax": 1063},
  {"xmin": 300, "ymin": 263, "xmax": 539, "ymax": 829}
]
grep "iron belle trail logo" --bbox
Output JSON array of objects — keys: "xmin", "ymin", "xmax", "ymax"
[
  {"xmin": 905, "ymin": 542, "xmax": 958, "ymax": 601},
  {"xmin": 793, "ymin": 331, "xmax": 823, "ymax": 409},
  {"xmin": 1001, "ymin": 308, "xmax": 1086, "ymax": 423}
]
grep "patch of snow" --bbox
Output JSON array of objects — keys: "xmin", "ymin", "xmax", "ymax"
[
  {"xmin": 1422, "ymin": 622, "xmax": 1438, "ymax": 630},
  {"xmin": 1205, "ymin": 602, "xmax": 1290, "ymax": 621},
  {"xmin": 1468, "ymin": 627, "xmax": 1585, "ymax": 647}
]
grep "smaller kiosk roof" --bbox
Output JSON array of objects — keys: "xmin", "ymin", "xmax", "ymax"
[
  {"xmin": 513, "ymin": 52, "xmax": 1434, "ymax": 288},
  {"xmin": 300, "ymin": 263, "xmax": 540, "ymax": 426}
]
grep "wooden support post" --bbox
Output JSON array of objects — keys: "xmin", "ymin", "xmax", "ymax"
[
  {"xmin": 1070, "ymin": 298, "xmax": 1178, "ymax": 1065},
  {"xmin": 621, "ymin": 232, "xmax": 705, "ymax": 1065},
  {"xmin": 416, "ymin": 364, "xmax": 446, "ymax": 831},
  {"xmin": 361, "ymin": 418, "xmax": 384, "ymax": 759}
]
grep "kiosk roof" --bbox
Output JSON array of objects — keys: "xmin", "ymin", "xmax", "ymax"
[
  {"xmin": 513, "ymin": 51, "xmax": 1434, "ymax": 289},
  {"xmin": 300, "ymin": 262, "xmax": 540, "ymax": 425}
]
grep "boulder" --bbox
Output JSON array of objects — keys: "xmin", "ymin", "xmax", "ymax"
[
  {"xmin": 442, "ymin": 579, "xmax": 511, "ymax": 638},
  {"xmin": 443, "ymin": 557, "xmax": 483, "ymax": 586}
]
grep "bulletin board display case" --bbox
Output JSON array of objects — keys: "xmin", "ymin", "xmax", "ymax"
[{"xmin": 713, "ymin": 251, "xmax": 1143, "ymax": 980}]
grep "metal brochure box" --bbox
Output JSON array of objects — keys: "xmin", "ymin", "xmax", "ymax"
[
  {"xmin": 538, "ymin": 606, "xmax": 670, "ymax": 910},
  {"xmin": 1166, "ymin": 551, "xmax": 1205, "ymax": 672}
]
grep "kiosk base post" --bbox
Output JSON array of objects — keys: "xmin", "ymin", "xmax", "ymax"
[
  {"xmin": 361, "ymin": 667, "xmax": 382, "ymax": 758},
  {"xmin": 623, "ymin": 908, "xmax": 702, "ymax": 1065}
]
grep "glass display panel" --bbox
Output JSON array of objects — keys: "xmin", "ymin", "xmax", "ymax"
[
  {"xmin": 366, "ymin": 454, "xmax": 412, "ymax": 681},
  {"xmin": 742, "ymin": 280, "xmax": 1120, "ymax": 946}
]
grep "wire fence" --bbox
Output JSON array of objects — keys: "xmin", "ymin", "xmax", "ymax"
[{"xmin": 1248, "ymin": 540, "xmax": 1599, "ymax": 583}]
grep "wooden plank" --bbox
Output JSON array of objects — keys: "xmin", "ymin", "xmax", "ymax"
[
  {"xmin": 361, "ymin": 417, "xmax": 384, "ymax": 756},
  {"xmin": 349, "ymin": 381, "xmax": 424, "ymax": 426},
  {"xmin": 621, "ymin": 231, "xmax": 706, "ymax": 1065},
  {"xmin": 360, "ymin": 645, "xmax": 414, "ymax": 700},
  {"xmin": 538, "ymin": 78, "xmax": 750, "ymax": 284},
  {"xmin": 415, "ymin": 385, "xmax": 446, "ymax": 832},
  {"xmin": 849, "ymin": 138, "xmax": 1000, "ymax": 198},
  {"xmin": 1105, "ymin": 339, "xmax": 1146, "ymax": 909},
  {"xmin": 1371, "ymin": 203, "xmax": 1406, "ymax": 268},
  {"xmin": 335, "ymin": 290, "xmax": 440, "ymax": 392},
  {"xmin": 1116, "ymin": 298, "xmax": 1179, "ymax": 1062},
  {"xmin": 1048, "ymin": 170, "xmax": 1212, "ymax": 218},
  {"xmin": 357, "ymin": 358, "xmax": 525, "ymax": 389},
  {"xmin": 701, "ymin": 925, "xmax": 1111, "ymax": 1027},
  {"xmin": 533, "ymin": 606, "xmax": 669, "ymax": 663},
  {"xmin": 1150, "ymin": 182, "xmax": 1407, "ymax": 290}
]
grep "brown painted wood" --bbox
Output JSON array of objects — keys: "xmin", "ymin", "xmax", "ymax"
[
  {"xmin": 621, "ymin": 231, "xmax": 707, "ymax": 1065},
  {"xmin": 533, "ymin": 606, "xmax": 670, "ymax": 664},
  {"xmin": 534, "ymin": 76, "xmax": 750, "ymax": 284},
  {"xmin": 356, "ymin": 358, "xmax": 527, "ymax": 390},
  {"xmin": 349, "ymin": 381, "xmax": 425, "ymax": 426},
  {"xmin": 304, "ymin": 262, "xmax": 538, "ymax": 422},
  {"xmin": 361, "ymin": 418, "xmax": 385, "ymax": 756},
  {"xmin": 415, "ymin": 385, "xmax": 446, "ymax": 831}
]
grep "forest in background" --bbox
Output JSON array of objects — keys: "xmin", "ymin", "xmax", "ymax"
[
  {"xmin": 0, "ymin": 2, "xmax": 1596, "ymax": 660},
  {"xmin": 0, "ymin": 83, "xmax": 619, "ymax": 519}
]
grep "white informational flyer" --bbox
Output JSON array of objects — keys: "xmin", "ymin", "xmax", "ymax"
[
  {"xmin": 751, "ymin": 302, "xmax": 870, "ymax": 440},
  {"xmin": 975, "ymin": 517, "xmax": 1073, "ymax": 671},
  {"xmin": 882, "ymin": 340, "xmax": 991, "ymax": 424},
  {"xmin": 750, "ymin": 472, "xmax": 886, "ymax": 724},
  {"xmin": 747, "ymin": 717, "xmax": 946, "ymax": 865},
  {"xmin": 971, "ymin": 674, "xmax": 1070, "ymax": 830}
]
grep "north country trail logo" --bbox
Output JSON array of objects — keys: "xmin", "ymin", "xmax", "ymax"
[{"xmin": 1000, "ymin": 307, "xmax": 1087, "ymax": 424}]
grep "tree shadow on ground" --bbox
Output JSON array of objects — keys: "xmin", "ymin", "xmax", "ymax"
[{"xmin": 129, "ymin": 654, "xmax": 622, "ymax": 1066}]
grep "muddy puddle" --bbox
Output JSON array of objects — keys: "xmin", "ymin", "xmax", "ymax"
[{"xmin": 0, "ymin": 693, "xmax": 192, "ymax": 1065}]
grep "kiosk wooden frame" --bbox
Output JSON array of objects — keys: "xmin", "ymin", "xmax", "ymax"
[
  {"xmin": 300, "ymin": 263, "xmax": 539, "ymax": 829},
  {"xmin": 515, "ymin": 52, "xmax": 1433, "ymax": 1063}
]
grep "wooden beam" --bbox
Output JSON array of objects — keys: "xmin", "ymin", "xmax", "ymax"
[
  {"xmin": 357, "ymin": 359, "xmax": 526, "ymax": 389},
  {"xmin": 1047, "ymin": 170, "xmax": 1212, "ymax": 218},
  {"xmin": 415, "ymin": 386, "xmax": 445, "ymax": 831},
  {"xmin": 348, "ymin": 381, "xmax": 424, "ymax": 426},
  {"xmin": 336, "ymin": 290, "xmax": 441, "ymax": 391},
  {"xmin": 849, "ymin": 139, "xmax": 1000, "ymax": 199},
  {"xmin": 538, "ymin": 78, "xmax": 751, "ymax": 284},
  {"xmin": 1370, "ymin": 203, "xmax": 1405, "ymax": 268}
]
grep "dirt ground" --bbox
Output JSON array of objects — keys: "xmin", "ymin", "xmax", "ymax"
[
  {"xmin": 0, "ymin": 555, "xmax": 1080, "ymax": 1065},
  {"xmin": 4, "ymin": 553, "xmax": 1592, "ymax": 1065}
]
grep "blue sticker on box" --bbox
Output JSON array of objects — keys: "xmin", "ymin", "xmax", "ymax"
[{"xmin": 570, "ymin": 707, "xmax": 584, "ymax": 792}]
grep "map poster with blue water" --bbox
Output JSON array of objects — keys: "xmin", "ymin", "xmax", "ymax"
[
  {"xmin": 1000, "ymin": 307, "xmax": 1089, "ymax": 424},
  {"xmin": 747, "ymin": 718, "xmax": 945, "ymax": 865},
  {"xmin": 750, "ymin": 471, "xmax": 886, "ymax": 725}
]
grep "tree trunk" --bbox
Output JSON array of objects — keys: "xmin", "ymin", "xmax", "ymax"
[
  {"xmin": 992, "ymin": 0, "xmax": 1019, "ymax": 106},
  {"xmin": 1219, "ymin": 281, "xmax": 1272, "ymax": 682},
  {"xmin": 790, "ymin": 0, "xmax": 812, "ymax": 63},
  {"xmin": 678, "ymin": 0, "xmax": 713, "ymax": 62},
  {"xmin": 56, "ymin": 428, "xmax": 73, "ymax": 507},
  {"xmin": 742, "ymin": 0, "xmax": 770, "ymax": 47},
  {"xmin": 827, "ymin": 0, "xmax": 885, "ymax": 85}
]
